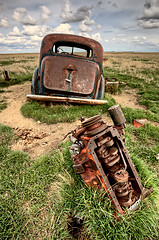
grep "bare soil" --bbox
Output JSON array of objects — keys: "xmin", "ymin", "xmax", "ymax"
[
  {"xmin": 112, "ymin": 89, "xmax": 145, "ymax": 110},
  {"xmin": 0, "ymin": 82, "xmax": 143, "ymax": 159}
]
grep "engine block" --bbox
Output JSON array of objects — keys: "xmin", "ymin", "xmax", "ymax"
[{"xmin": 69, "ymin": 105, "xmax": 152, "ymax": 215}]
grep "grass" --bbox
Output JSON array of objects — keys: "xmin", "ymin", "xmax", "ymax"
[
  {"xmin": 20, "ymin": 94, "xmax": 116, "ymax": 124},
  {"xmin": 103, "ymin": 52, "xmax": 159, "ymax": 114},
  {"xmin": 0, "ymin": 52, "xmax": 159, "ymax": 238},
  {"xmin": 103, "ymin": 67, "xmax": 159, "ymax": 114},
  {"xmin": 0, "ymin": 98, "xmax": 7, "ymax": 112},
  {"xmin": 0, "ymin": 53, "xmax": 38, "ymax": 88},
  {"xmin": 20, "ymin": 97, "xmax": 159, "ymax": 125},
  {"xmin": 0, "ymin": 123, "xmax": 159, "ymax": 239},
  {"xmin": 0, "ymin": 72, "xmax": 32, "ymax": 88}
]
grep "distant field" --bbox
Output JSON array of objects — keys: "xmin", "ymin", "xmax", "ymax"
[
  {"xmin": 103, "ymin": 52, "xmax": 159, "ymax": 80},
  {"xmin": 0, "ymin": 53, "xmax": 39, "ymax": 74},
  {"xmin": 1, "ymin": 52, "xmax": 159, "ymax": 74}
]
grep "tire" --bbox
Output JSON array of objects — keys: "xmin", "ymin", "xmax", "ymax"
[
  {"xmin": 96, "ymin": 75, "xmax": 105, "ymax": 99},
  {"xmin": 31, "ymin": 67, "xmax": 40, "ymax": 94}
]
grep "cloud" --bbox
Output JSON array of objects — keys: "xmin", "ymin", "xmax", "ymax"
[
  {"xmin": 91, "ymin": 32, "xmax": 101, "ymax": 41},
  {"xmin": 0, "ymin": 17, "xmax": 10, "ymax": 28},
  {"xmin": 138, "ymin": 19, "xmax": 159, "ymax": 28},
  {"xmin": 0, "ymin": 1, "xmax": 6, "ymax": 11},
  {"xmin": 79, "ymin": 21, "xmax": 92, "ymax": 32},
  {"xmin": 53, "ymin": 23, "xmax": 74, "ymax": 34},
  {"xmin": 61, "ymin": 0, "xmax": 92, "ymax": 23},
  {"xmin": 79, "ymin": 16, "xmax": 101, "ymax": 32},
  {"xmin": 138, "ymin": 0, "xmax": 159, "ymax": 28},
  {"xmin": 9, "ymin": 26, "xmax": 21, "ymax": 36},
  {"xmin": 108, "ymin": 1, "xmax": 118, "ymax": 8},
  {"xmin": 79, "ymin": 16, "xmax": 95, "ymax": 32},
  {"xmin": 30, "ymin": 35, "xmax": 43, "ymax": 42},
  {"xmin": 40, "ymin": 6, "xmax": 52, "ymax": 23},
  {"xmin": 12, "ymin": 8, "xmax": 38, "ymax": 25},
  {"xmin": 117, "ymin": 34, "xmax": 125, "ymax": 37},
  {"xmin": 22, "ymin": 25, "xmax": 53, "ymax": 36}
]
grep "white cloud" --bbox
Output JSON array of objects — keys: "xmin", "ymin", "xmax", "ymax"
[
  {"xmin": 30, "ymin": 35, "xmax": 43, "ymax": 42},
  {"xmin": 53, "ymin": 23, "xmax": 74, "ymax": 34},
  {"xmin": 22, "ymin": 25, "xmax": 53, "ymax": 36},
  {"xmin": 12, "ymin": 8, "xmax": 38, "ymax": 25},
  {"xmin": 0, "ymin": 33, "xmax": 4, "ymax": 38},
  {"xmin": 91, "ymin": 32, "xmax": 101, "ymax": 41},
  {"xmin": 2, "ymin": 35, "xmax": 26, "ymax": 45},
  {"xmin": 79, "ymin": 32, "xmax": 91, "ymax": 38},
  {"xmin": 0, "ymin": 17, "xmax": 10, "ymax": 28},
  {"xmin": 79, "ymin": 21, "xmax": 92, "ymax": 32},
  {"xmin": 138, "ymin": 19, "xmax": 159, "ymax": 28},
  {"xmin": 40, "ymin": 6, "xmax": 52, "ymax": 23},
  {"xmin": 133, "ymin": 36, "xmax": 140, "ymax": 42},
  {"xmin": 117, "ymin": 34, "xmax": 125, "ymax": 37},
  {"xmin": 9, "ymin": 26, "xmax": 21, "ymax": 36},
  {"xmin": 120, "ymin": 38, "xmax": 127, "ymax": 42},
  {"xmin": 83, "ymin": 16, "xmax": 96, "ymax": 26},
  {"xmin": 79, "ymin": 16, "xmax": 101, "ymax": 32}
]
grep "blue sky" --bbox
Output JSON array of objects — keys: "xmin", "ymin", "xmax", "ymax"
[{"xmin": 0, "ymin": 0, "xmax": 159, "ymax": 53}]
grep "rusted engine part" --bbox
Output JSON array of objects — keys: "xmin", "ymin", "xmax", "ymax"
[{"xmin": 69, "ymin": 106, "xmax": 152, "ymax": 215}]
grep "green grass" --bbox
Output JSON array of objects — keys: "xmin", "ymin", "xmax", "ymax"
[
  {"xmin": 20, "ymin": 94, "xmax": 116, "ymax": 124},
  {"xmin": 103, "ymin": 67, "xmax": 159, "ymax": 114},
  {"xmin": 0, "ymin": 122, "xmax": 158, "ymax": 239},
  {"xmin": 0, "ymin": 72, "xmax": 32, "ymax": 88},
  {"xmin": 0, "ymin": 60, "xmax": 30, "ymax": 66},
  {"xmin": 20, "ymin": 96, "xmax": 159, "ymax": 125},
  {"xmin": 0, "ymin": 98, "xmax": 7, "ymax": 112}
]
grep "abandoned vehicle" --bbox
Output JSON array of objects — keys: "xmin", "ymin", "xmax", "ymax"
[{"xmin": 27, "ymin": 33, "xmax": 107, "ymax": 105}]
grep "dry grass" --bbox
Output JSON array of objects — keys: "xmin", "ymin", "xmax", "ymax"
[
  {"xmin": 0, "ymin": 53, "xmax": 39, "ymax": 74},
  {"xmin": 103, "ymin": 52, "xmax": 159, "ymax": 81}
]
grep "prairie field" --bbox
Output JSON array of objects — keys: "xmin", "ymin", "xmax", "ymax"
[{"xmin": 0, "ymin": 52, "xmax": 159, "ymax": 240}]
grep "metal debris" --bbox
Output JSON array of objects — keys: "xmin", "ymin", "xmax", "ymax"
[
  {"xmin": 133, "ymin": 119, "xmax": 148, "ymax": 128},
  {"xmin": 69, "ymin": 105, "xmax": 152, "ymax": 215}
]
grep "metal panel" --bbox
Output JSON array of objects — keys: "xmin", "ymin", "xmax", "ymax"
[{"xmin": 41, "ymin": 56, "xmax": 99, "ymax": 95}]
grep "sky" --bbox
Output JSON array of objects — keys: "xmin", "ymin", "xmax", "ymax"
[{"xmin": 0, "ymin": 0, "xmax": 159, "ymax": 53}]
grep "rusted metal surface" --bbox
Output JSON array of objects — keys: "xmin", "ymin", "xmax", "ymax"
[
  {"xmin": 133, "ymin": 119, "xmax": 148, "ymax": 128},
  {"xmin": 69, "ymin": 106, "xmax": 152, "ymax": 215},
  {"xmin": 27, "ymin": 94, "xmax": 107, "ymax": 105},
  {"xmin": 30, "ymin": 34, "xmax": 105, "ymax": 104}
]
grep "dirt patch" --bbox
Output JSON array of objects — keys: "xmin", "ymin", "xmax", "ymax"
[
  {"xmin": 0, "ymin": 82, "xmax": 143, "ymax": 159},
  {"xmin": 0, "ymin": 82, "xmax": 112, "ymax": 159},
  {"xmin": 112, "ymin": 89, "xmax": 145, "ymax": 110}
]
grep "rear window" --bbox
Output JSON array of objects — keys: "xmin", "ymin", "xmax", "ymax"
[{"xmin": 53, "ymin": 41, "xmax": 92, "ymax": 58}]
